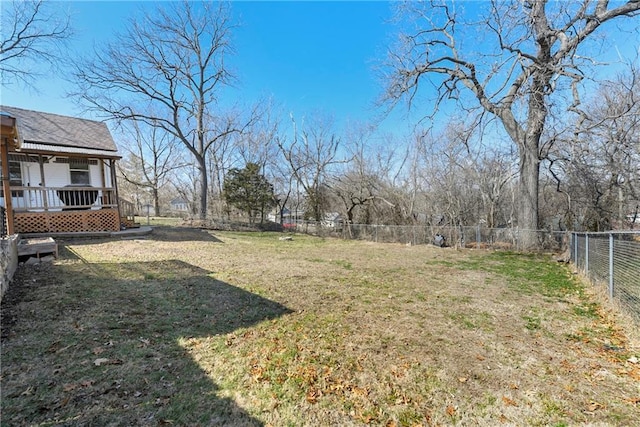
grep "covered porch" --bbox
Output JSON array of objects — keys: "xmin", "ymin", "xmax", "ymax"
[
  {"xmin": 0, "ymin": 106, "xmax": 134, "ymax": 236},
  {"xmin": 10, "ymin": 185, "xmax": 121, "ymax": 234}
]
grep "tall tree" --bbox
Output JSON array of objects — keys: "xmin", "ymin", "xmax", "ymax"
[
  {"xmin": 385, "ymin": 0, "xmax": 640, "ymax": 247},
  {"xmin": 330, "ymin": 124, "xmax": 400, "ymax": 227},
  {"xmin": 548, "ymin": 65, "xmax": 640, "ymax": 230},
  {"xmin": 117, "ymin": 119, "xmax": 184, "ymax": 216},
  {"xmin": 72, "ymin": 0, "xmax": 246, "ymax": 220},
  {"xmin": 0, "ymin": 0, "xmax": 72, "ymax": 87},
  {"xmin": 277, "ymin": 114, "xmax": 343, "ymax": 222}
]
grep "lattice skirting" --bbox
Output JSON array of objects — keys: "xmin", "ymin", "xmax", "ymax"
[{"xmin": 15, "ymin": 209, "xmax": 120, "ymax": 233}]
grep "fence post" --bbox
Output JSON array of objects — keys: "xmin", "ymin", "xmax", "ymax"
[
  {"xmin": 608, "ymin": 233, "xmax": 614, "ymax": 299},
  {"xmin": 585, "ymin": 234, "xmax": 589, "ymax": 278},
  {"xmin": 572, "ymin": 233, "xmax": 577, "ymax": 264}
]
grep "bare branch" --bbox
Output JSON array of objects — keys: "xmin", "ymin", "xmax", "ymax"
[
  {"xmin": 0, "ymin": 0, "xmax": 72, "ymax": 87},
  {"xmin": 71, "ymin": 0, "xmax": 248, "ymax": 220},
  {"xmin": 384, "ymin": 0, "xmax": 640, "ymax": 243}
]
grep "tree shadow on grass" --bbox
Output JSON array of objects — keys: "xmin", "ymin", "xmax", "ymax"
[
  {"xmin": 144, "ymin": 226, "xmax": 224, "ymax": 243},
  {"xmin": 0, "ymin": 255, "xmax": 291, "ymax": 426}
]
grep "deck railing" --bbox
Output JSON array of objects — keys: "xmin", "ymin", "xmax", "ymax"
[
  {"xmin": 118, "ymin": 197, "xmax": 136, "ymax": 217},
  {"xmin": 5, "ymin": 186, "xmax": 118, "ymax": 212}
]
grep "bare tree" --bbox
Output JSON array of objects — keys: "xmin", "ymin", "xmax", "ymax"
[
  {"xmin": 117, "ymin": 119, "xmax": 185, "ymax": 216},
  {"xmin": 416, "ymin": 126, "xmax": 479, "ymax": 230},
  {"xmin": 547, "ymin": 65, "xmax": 640, "ymax": 230},
  {"xmin": 385, "ymin": 0, "xmax": 640, "ymax": 247},
  {"xmin": 71, "ymin": 1, "xmax": 250, "ymax": 220},
  {"xmin": 171, "ymin": 161, "xmax": 200, "ymax": 218},
  {"xmin": 277, "ymin": 113, "xmax": 344, "ymax": 222},
  {"xmin": 330, "ymin": 125, "xmax": 402, "ymax": 228},
  {"xmin": 0, "ymin": 0, "xmax": 72, "ymax": 87}
]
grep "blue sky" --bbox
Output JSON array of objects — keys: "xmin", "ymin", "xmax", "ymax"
[
  {"xmin": 1, "ymin": 1, "xmax": 639, "ymax": 142},
  {"xmin": 2, "ymin": 1, "xmax": 405, "ymax": 134}
]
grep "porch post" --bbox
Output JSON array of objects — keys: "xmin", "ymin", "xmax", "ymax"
[
  {"xmin": 111, "ymin": 159, "xmax": 122, "ymax": 221},
  {"xmin": 1, "ymin": 138, "xmax": 15, "ymax": 234},
  {"xmin": 99, "ymin": 159, "xmax": 107, "ymax": 206},
  {"xmin": 38, "ymin": 155, "xmax": 49, "ymax": 210}
]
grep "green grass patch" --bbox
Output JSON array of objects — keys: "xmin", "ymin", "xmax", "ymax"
[
  {"xmin": 523, "ymin": 315, "xmax": 542, "ymax": 330},
  {"xmin": 458, "ymin": 251, "xmax": 580, "ymax": 297},
  {"xmin": 573, "ymin": 302, "xmax": 599, "ymax": 318}
]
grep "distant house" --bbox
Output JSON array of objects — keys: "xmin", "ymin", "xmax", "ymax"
[
  {"xmin": 267, "ymin": 208, "xmax": 307, "ymax": 229},
  {"xmin": 267, "ymin": 207, "xmax": 290, "ymax": 223},
  {"xmin": 322, "ymin": 212, "xmax": 343, "ymax": 229},
  {"xmin": 0, "ymin": 106, "xmax": 133, "ymax": 235},
  {"xmin": 170, "ymin": 197, "xmax": 189, "ymax": 212}
]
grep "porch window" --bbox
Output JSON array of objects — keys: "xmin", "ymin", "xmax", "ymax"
[
  {"xmin": 0, "ymin": 161, "xmax": 23, "ymax": 197},
  {"xmin": 70, "ymin": 159, "xmax": 90, "ymax": 185}
]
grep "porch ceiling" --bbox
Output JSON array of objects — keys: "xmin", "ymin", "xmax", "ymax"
[{"xmin": 19, "ymin": 142, "xmax": 121, "ymax": 159}]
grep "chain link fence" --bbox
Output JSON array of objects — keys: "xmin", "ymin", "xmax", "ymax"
[
  {"xmin": 571, "ymin": 231, "xmax": 640, "ymax": 323},
  {"xmin": 286, "ymin": 221, "xmax": 567, "ymax": 252}
]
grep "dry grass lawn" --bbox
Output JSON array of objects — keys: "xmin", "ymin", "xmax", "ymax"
[{"xmin": 1, "ymin": 226, "xmax": 639, "ymax": 426}]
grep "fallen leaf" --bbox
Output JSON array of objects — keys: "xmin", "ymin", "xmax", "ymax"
[
  {"xmin": 94, "ymin": 358, "xmax": 109, "ymax": 366},
  {"xmin": 502, "ymin": 396, "xmax": 518, "ymax": 406},
  {"xmin": 587, "ymin": 401, "xmax": 604, "ymax": 411},
  {"xmin": 499, "ymin": 414, "xmax": 509, "ymax": 423},
  {"xmin": 446, "ymin": 405, "xmax": 456, "ymax": 416},
  {"xmin": 509, "ymin": 383, "xmax": 519, "ymax": 390},
  {"xmin": 250, "ymin": 365, "xmax": 265, "ymax": 382},
  {"xmin": 385, "ymin": 421, "xmax": 397, "ymax": 427},
  {"xmin": 59, "ymin": 396, "xmax": 70, "ymax": 408},
  {"xmin": 47, "ymin": 341, "xmax": 61, "ymax": 353},
  {"xmin": 625, "ymin": 397, "xmax": 640, "ymax": 404},
  {"xmin": 358, "ymin": 412, "xmax": 375, "ymax": 423},
  {"xmin": 20, "ymin": 386, "xmax": 35, "ymax": 396},
  {"xmin": 458, "ymin": 377, "xmax": 468, "ymax": 383},
  {"xmin": 155, "ymin": 397, "xmax": 171, "ymax": 406},
  {"xmin": 351, "ymin": 386, "xmax": 369, "ymax": 397},
  {"xmin": 306, "ymin": 388, "xmax": 320, "ymax": 404},
  {"xmin": 63, "ymin": 383, "xmax": 77, "ymax": 392}
]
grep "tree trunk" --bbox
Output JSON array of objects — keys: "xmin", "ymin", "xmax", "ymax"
[
  {"xmin": 518, "ymin": 138, "xmax": 540, "ymax": 249},
  {"xmin": 153, "ymin": 187, "xmax": 160, "ymax": 217},
  {"xmin": 197, "ymin": 157, "xmax": 208, "ymax": 221}
]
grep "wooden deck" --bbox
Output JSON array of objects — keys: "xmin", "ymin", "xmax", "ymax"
[{"xmin": 17, "ymin": 237, "xmax": 58, "ymax": 259}]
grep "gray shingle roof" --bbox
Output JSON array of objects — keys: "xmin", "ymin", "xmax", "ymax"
[{"xmin": 0, "ymin": 105, "xmax": 118, "ymax": 152}]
